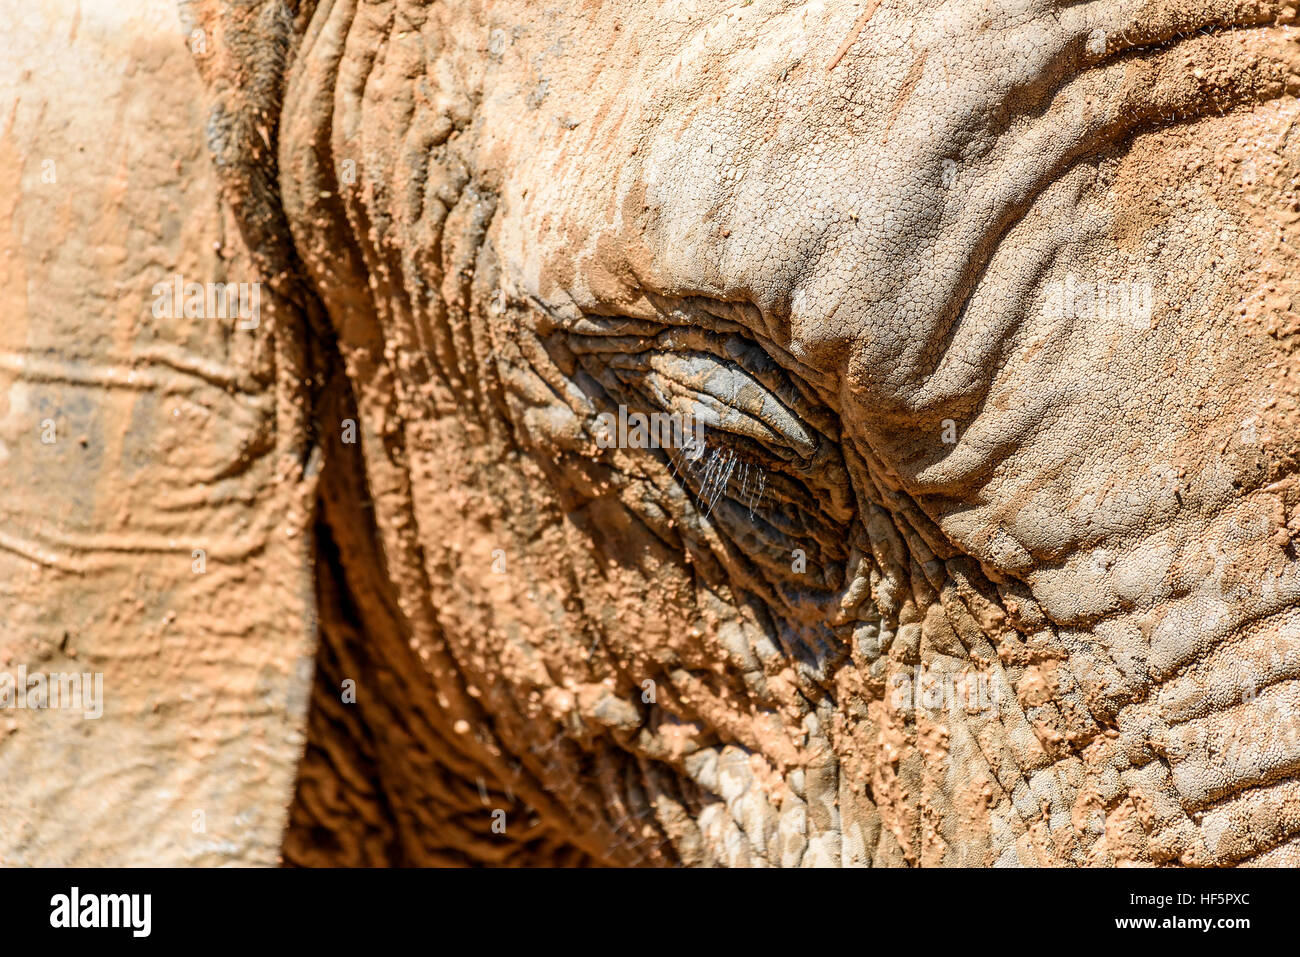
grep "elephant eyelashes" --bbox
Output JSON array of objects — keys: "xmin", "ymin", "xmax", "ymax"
[{"xmin": 668, "ymin": 438, "xmax": 768, "ymax": 520}]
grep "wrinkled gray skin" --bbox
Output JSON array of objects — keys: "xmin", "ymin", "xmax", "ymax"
[{"xmin": 5, "ymin": 0, "xmax": 1300, "ymax": 866}]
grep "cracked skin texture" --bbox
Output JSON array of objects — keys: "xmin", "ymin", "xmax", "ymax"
[{"xmin": 8, "ymin": 0, "xmax": 1300, "ymax": 867}]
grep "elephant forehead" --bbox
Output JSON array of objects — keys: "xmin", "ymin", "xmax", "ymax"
[
  {"xmin": 481, "ymin": 0, "xmax": 1056, "ymax": 374},
  {"xmin": 482, "ymin": 0, "xmax": 1291, "ymax": 390}
]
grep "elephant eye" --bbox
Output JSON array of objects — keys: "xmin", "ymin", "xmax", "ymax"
[
  {"xmin": 612, "ymin": 349, "xmax": 820, "ymax": 465},
  {"xmin": 568, "ymin": 319, "xmax": 827, "ymax": 463},
  {"xmin": 561, "ymin": 310, "xmax": 856, "ymax": 547}
]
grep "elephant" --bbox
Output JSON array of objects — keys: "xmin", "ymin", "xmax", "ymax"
[{"xmin": 3, "ymin": 0, "xmax": 1300, "ymax": 867}]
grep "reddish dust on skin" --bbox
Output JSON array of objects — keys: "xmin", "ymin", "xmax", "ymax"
[{"xmin": 15, "ymin": 0, "xmax": 1300, "ymax": 868}]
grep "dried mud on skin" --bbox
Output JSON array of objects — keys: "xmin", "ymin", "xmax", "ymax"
[{"xmin": 6, "ymin": 0, "xmax": 1300, "ymax": 867}]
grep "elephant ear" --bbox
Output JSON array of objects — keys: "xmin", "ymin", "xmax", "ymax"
[{"xmin": 0, "ymin": 0, "xmax": 320, "ymax": 864}]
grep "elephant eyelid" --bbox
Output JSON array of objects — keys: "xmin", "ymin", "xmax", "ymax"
[{"xmin": 616, "ymin": 352, "xmax": 821, "ymax": 465}]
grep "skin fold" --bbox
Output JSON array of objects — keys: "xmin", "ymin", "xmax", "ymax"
[{"xmin": 4, "ymin": 0, "xmax": 1300, "ymax": 866}]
